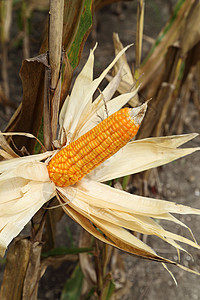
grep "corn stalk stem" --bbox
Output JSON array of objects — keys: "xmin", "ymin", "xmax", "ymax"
[
  {"xmin": 135, "ymin": 0, "xmax": 144, "ymax": 68},
  {"xmin": 49, "ymin": 0, "xmax": 64, "ymax": 90},
  {"xmin": 43, "ymin": 0, "xmax": 65, "ymax": 255},
  {"xmin": 0, "ymin": 0, "xmax": 12, "ymax": 99},
  {"xmin": 49, "ymin": 0, "xmax": 64, "ymax": 141},
  {"xmin": 22, "ymin": 0, "xmax": 30, "ymax": 59}
]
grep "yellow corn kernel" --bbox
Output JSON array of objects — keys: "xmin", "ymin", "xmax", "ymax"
[{"xmin": 47, "ymin": 106, "xmax": 146, "ymax": 187}]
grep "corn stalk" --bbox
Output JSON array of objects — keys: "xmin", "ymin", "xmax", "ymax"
[{"xmin": 0, "ymin": 0, "xmax": 12, "ymax": 103}]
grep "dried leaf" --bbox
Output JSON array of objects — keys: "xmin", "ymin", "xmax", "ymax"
[
  {"xmin": 5, "ymin": 54, "xmax": 49, "ymax": 154},
  {"xmin": 0, "ymin": 133, "xmax": 19, "ymax": 158},
  {"xmin": 181, "ymin": 0, "xmax": 200, "ymax": 55},
  {"xmin": 64, "ymin": 205, "xmax": 168, "ymax": 262},
  {"xmin": 139, "ymin": 1, "xmax": 193, "ymax": 90},
  {"xmin": 112, "ymin": 33, "xmax": 134, "ymax": 86},
  {"xmin": 111, "ymin": 33, "xmax": 139, "ymax": 107},
  {"xmin": 0, "ymin": 150, "xmax": 53, "ymax": 173}
]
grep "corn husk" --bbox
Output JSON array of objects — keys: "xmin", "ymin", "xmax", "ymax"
[
  {"xmin": 0, "ymin": 158, "xmax": 55, "ymax": 256},
  {"xmin": 88, "ymin": 133, "xmax": 200, "ymax": 182},
  {"xmin": 0, "ymin": 44, "xmax": 200, "ymax": 275}
]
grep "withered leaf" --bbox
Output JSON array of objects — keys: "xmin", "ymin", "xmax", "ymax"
[{"xmin": 5, "ymin": 53, "xmax": 49, "ymax": 154}]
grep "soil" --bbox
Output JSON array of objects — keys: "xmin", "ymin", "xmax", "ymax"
[{"xmin": 0, "ymin": 1, "xmax": 200, "ymax": 300}]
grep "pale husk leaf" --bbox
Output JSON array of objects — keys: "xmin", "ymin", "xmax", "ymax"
[
  {"xmin": 109, "ymin": 33, "xmax": 139, "ymax": 107},
  {"xmin": 78, "ymin": 88, "xmax": 139, "ymax": 138},
  {"xmin": 65, "ymin": 201, "xmax": 200, "ymax": 276},
  {"xmin": 112, "ymin": 33, "xmax": 134, "ymax": 85},
  {"xmin": 87, "ymin": 134, "xmax": 200, "ymax": 182},
  {"xmin": 0, "ymin": 180, "xmax": 55, "ymax": 257},
  {"xmin": 60, "ymin": 47, "xmax": 95, "ymax": 144},
  {"xmin": 62, "ymin": 202, "xmax": 172, "ymax": 263},
  {"xmin": 0, "ymin": 162, "xmax": 50, "ymax": 183},
  {"xmin": 0, "ymin": 151, "xmax": 53, "ymax": 173},
  {"xmin": 57, "ymin": 181, "xmax": 200, "ymax": 253},
  {"xmin": 156, "ymin": 212, "xmax": 197, "ymax": 244},
  {"xmin": 60, "ymin": 44, "xmax": 132, "ymax": 143},
  {"xmin": 0, "ymin": 157, "xmax": 55, "ymax": 256},
  {"xmin": 71, "ymin": 67, "xmax": 123, "ymax": 139},
  {"xmin": 57, "ymin": 180, "xmax": 200, "ymax": 273},
  {"xmin": 69, "ymin": 179, "xmax": 200, "ymax": 217},
  {"xmin": 68, "ymin": 197, "xmax": 200, "ymax": 252}
]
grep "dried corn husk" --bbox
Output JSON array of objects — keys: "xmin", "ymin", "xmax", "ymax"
[{"xmin": 0, "ymin": 45, "xmax": 200, "ymax": 276}]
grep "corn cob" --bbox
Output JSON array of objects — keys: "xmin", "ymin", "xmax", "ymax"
[{"xmin": 47, "ymin": 104, "xmax": 147, "ymax": 187}]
